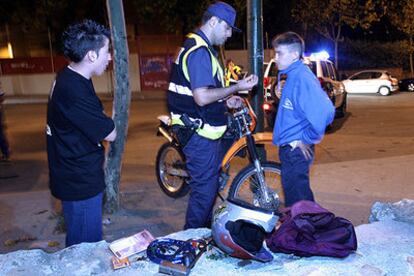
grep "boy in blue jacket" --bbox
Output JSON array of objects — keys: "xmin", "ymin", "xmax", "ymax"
[{"xmin": 272, "ymin": 32, "xmax": 335, "ymax": 207}]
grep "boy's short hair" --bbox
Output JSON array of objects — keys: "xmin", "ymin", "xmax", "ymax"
[
  {"xmin": 62, "ymin": 19, "xmax": 110, "ymax": 63},
  {"xmin": 272, "ymin": 32, "xmax": 305, "ymax": 58}
]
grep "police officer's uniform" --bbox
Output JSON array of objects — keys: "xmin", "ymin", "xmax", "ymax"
[{"xmin": 167, "ymin": 30, "xmax": 228, "ymax": 229}]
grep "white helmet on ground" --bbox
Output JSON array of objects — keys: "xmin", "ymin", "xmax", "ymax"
[{"xmin": 211, "ymin": 198, "xmax": 279, "ymax": 262}]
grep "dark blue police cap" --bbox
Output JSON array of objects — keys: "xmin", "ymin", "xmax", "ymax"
[{"xmin": 207, "ymin": 1, "xmax": 241, "ymax": 32}]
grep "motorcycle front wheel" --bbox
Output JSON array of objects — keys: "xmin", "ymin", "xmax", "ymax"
[
  {"xmin": 228, "ymin": 161, "xmax": 284, "ymax": 211},
  {"xmin": 155, "ymin": 142, "xmax": 190, "ymax": 198}
]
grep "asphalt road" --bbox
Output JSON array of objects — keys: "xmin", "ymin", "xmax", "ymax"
[{"xmin": 1, "ymin": 91, "xmax": 414, "ymax": 234}]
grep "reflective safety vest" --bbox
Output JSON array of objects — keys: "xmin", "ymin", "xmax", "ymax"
[{"xmin": 167, "ymin": 32, "xmax": 227, "ymax": 140}]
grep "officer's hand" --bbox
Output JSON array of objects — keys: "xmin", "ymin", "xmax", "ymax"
[
  {"xmin": 296, "ymin": 141, "xmax": 313, "ymax": 160},
  {"xmin": 236, "ymin": 74, "xmax": 258, "ymax": 91},
  {"xmin": 226, "ymin": 95, "xmax": 244, "ymax": 109}
]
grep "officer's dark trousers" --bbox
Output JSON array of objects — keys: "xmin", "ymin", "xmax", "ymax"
[
  {"xmin": 279, "ymin": 145, "xmax": 315, "ymax": 207},
  {"xmin": 183, "ymin": 134, "xmax": 223, "ymax": 229}
]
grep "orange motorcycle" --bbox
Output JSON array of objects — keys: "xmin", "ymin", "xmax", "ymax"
[{"xmin": 155, "ymin": 99, "xmax": 284, "ymax": 210}]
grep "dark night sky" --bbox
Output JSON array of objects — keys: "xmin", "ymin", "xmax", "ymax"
[{"xmin": 2, "ymin": 0, "xmax": 406, "ymax": 57}]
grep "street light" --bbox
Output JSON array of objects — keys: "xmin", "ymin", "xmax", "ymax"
[
  {"xmin": 7, "ymin": 42, "xmax": 13, "ymax": 59},
  {"xmin": 6, "ymin": 23, "xmax": 13, "ymax": 59}
]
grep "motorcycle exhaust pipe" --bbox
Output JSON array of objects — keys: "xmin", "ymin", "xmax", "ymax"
[{"xmin": 158, "ymin": 126, "xmax": 173, "ymax": 143}]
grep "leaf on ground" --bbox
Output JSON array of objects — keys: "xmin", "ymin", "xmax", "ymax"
[
  {"xmin": 4, "ymin": 239, "xmax": 17, "ymax": 247},
  {"xmin": 4, "ymin": 235, "xmax": 37, "ymax": 246},
  {"xmin": 48, "ymin": 241, "xmax": 60, "ymax": 247}
]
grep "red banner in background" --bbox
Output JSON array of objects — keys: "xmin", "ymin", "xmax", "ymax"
[
  {"xmin": 139, "ymin": 54, "xmax": 173, "ymax": 90},
  {"xmin": 0, "ymin": 56, "xmax": 68, "ymax": 75}
]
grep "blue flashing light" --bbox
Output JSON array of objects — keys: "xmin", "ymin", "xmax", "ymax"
[{"xmin": 310, "ymin": 50, "xmax": 330, "ymax": 61}]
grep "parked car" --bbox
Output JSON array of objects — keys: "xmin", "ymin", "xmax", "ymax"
[
  {"xmin": 263, "ymin": 58, "xmax": 278, "ymax": 99},
  {"xmin": 263, "ymin": 53, "xmax": 347, "ymax": 128},
  {"xmin": 398, "ymin": 78, "xmax": 414, "ymax": 92},
  {"xmin": 342, "ymin": 70, "xmax": 398, "ymax": 96}
]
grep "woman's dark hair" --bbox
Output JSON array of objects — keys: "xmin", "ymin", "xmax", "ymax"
[{"xmin": 62, "ymin": 19, "xmax": 110, "ymax": 63}]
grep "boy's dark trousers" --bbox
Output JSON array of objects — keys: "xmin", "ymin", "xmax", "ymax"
[{"xmin": 279, "ymin": 144, "xmax": 315, "ymax": 207}]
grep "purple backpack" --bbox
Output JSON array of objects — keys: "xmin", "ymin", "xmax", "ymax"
[{"xmin": 266, "ymin": 200, "xmax": 357, "ymax": 258}]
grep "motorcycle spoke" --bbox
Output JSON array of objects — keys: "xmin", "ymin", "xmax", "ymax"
[
  {"xmin": 156, "ymin": 143, "xmax": 189, "ymax": 197},
  {"xmin": 229, "ymin": 163, "xmax": 284, "ymax": 211}
]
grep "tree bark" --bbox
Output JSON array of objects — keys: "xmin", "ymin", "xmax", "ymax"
[
  {"xmin": 104, "ymin": 0, "xmax": 131, "ymax": 213},
  {"xmin": 334, "ymin": 40, "xmax": 338, "ymax": 70},
  {"xmin": 247, "ymin": 0, "xmax": 264, "ymax": 132},
  {"xmin": 247, "ymin": 0, "xmax": 266, "ymax": 161},
  {"xmin": 334, "ymin": 24, "xmax": 341, "ymax": 70},
  {"xmin": 410, "ymin": 35, "xmax": 414, "ymax": 78}
]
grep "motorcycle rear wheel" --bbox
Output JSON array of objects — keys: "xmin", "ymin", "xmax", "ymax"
[
  {"xmin": 155, "ymin": 142, "xmax": 190, "ymax": 198},
  {"xmin": 228, "ymin": 161, "xmax": 284, "ymax": 211}
]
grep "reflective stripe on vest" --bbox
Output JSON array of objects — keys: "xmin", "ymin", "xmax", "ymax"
[
  {"xmin": 182, "ymin": 33, "xmax": 225, "ymax": 87},
  {"xmin": 171, "ymin": 113, "xmax": 227, "ymax": 140},
  {"xmin": 169, "ymin": 82, "xmax": 193, "ymax": 96}
]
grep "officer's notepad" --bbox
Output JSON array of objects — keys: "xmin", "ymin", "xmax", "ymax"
[{"xmin": 109, "ymin": 229, "xmax": 155, "ymax": 259}]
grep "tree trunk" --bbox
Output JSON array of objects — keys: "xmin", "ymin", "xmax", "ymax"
[
  {"xmin": 247, "ymin": 0, "xmax": 266, "ymax": 161},
  {"xmin": 410, "ymin": 35, "xmax": 414, "ymax": 78},
  {"xmin": 247, "ymin": 0, "xmax": 264, "ymax": 132},
  {"xmin": 302, "ymin": 22, "xmax": 308, "ymax": 41},
  {"xmin": 334, "ymin": 25, "xmax": 341, "ymax": 70},
  {"xmin": 334, "ymin": 40, "xmax": 339, "ymax": 70},
  {"xmin": 104, "ymin": 0, "xmax": 131, "ymax": 213}
]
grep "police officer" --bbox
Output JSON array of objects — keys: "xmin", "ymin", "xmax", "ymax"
[{"xmin": 167, "ymin": 1, "xmax": 258, "ymax": 229}]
